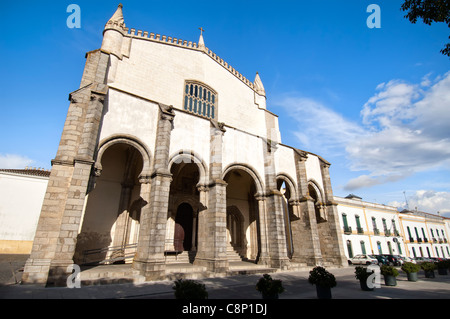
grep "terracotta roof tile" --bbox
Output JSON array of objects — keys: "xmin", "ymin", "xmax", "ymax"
[{"xmin": 0, "ymin": 168, "xmax": 51, "ymax": 178}]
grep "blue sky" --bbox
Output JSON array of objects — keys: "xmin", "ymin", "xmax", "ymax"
[{"xmin": 1, "ymin": 1, "xmax": 449, "ymax": 216}]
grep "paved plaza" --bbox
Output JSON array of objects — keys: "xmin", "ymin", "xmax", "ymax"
[{"xmin": 1, "ymin": 255, "xmax": 449, "ymax": 300}]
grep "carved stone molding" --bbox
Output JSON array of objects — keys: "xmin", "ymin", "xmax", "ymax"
[{"xmin": 158, "ymin": 103, "xmax": 175, "ymax": 121}]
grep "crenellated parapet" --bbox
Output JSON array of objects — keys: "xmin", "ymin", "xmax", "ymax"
[
  {"xmin": 125, "ymin": 28, "xmax": 262, "ymax": 92},
  {"xmin": 101, "ymin": 4, "xmax": 264, "ymax": 95}
]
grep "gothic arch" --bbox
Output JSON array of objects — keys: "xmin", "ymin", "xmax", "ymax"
[
  {"xmin": 222, "ymin": 163, "xmax": 264, "ymax": 196},
  {"xmin": 96, "ymin": 134, "xmax": 152, "ymax": 178},
  {"xmin": 223, "ymin": 164, "xmax": 262, "ymax": 261},
  {"xmin": 276, "ymin": 173, "xmax": 299, "ymax": 201},
  {"xmin": 168, "ymin": 149, "xmax": 208, "ymax": 186},
  {"xmin": 308, "ymin": 179, "xmax": 327, "ymax": 223},
  {"xmin": 307, "ymin": 179, "xmax": 324, "ymax": 204}
]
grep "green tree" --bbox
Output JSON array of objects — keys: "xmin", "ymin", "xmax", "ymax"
[{"xmin": 401, "ymin": 0, "xmax": 450, "ymax": 57}]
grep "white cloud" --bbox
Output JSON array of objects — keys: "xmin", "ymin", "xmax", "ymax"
[
  {"xmin": 280, "ymin": 96, "xmax": 364, "ymax": 153},
  {"xmin": 390, "ymin": 190, "xmax": 450, "ymax": 217},
  {"xmin": 344, "ymin": 173, "xmax": 408, "ymax": 191},
  {"xmin": 277, "ymin": 72, "xmax": 450, "ymax": 191},
  {"xmin": 0, "ymin": 154, "xmax": 34, "ymax": 169},
  {"xmin": 346, "ymin": 72, "xmax": 450, "ymax": 189}
]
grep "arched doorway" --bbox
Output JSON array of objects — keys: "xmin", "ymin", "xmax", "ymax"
[
  {"xmin": 224, "ymin": 167, "xmax": 260, "ymax": 262},
  {"xmin": 226, "ymin": 206, "xmax": 244, "ymax": 252},
  {"xmin": 276, "ymin": 177, "xmax": 296, "ymax": 259},
  {"xmin": 167, "ymin": 161, "xmax": 200, "ymax": 254},
  {"xmin": 174, "ymin": 203, "xmax": 194, "ymax": 251},
  {"xmin": 74, "ymin": 142, "xmax": 144, "ymax": 264}
]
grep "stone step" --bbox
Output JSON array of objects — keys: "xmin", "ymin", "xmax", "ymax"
[
  {"xmin": 226, "ymin": 245, "xmax": 244, "ymax": 262},
  {"xmin": 288, "ymin": 262, "xmax": 309, "ymax": 271},
  {"xmin": 80, "ymin": 264, "xmax": 145, "ymax": 286},
  {"xmin": 165, "ymin": 263, "xmax": 208, "ymax": 280},
  {"xmin": 227, "ymin": 261, "xmax": 277, "ymax": 276},
  {"xmin": 164, "ymin": 251, "xmax": 190, "ymax": 264}
]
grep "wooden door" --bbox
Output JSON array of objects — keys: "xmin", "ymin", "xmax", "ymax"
[{"xmin": 174, "ymin": 203, "xmax": 193, "ymax": 251}]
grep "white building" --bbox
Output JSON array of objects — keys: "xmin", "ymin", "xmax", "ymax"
[
  {"xmin": 335, "ymin": 194, "xmax": 450, "ymax": 261},
  {"xmin": 399, "ymin": 209, "xmax": 450, "ymax": 259},
  {"xmin": 335, "ymin": 195, "xmax": 405, "ymax": 258},
  {"xmin": 0, "ymin": 168, "xmax": 49, "ymax": 254}
]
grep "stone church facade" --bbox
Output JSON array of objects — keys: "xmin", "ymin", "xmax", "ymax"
[{"xmin": 22, "ymin": 4, "xmax": 347, "ymax": 285}]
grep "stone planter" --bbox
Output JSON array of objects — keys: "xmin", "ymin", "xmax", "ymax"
[
  {"xmin": 424, "ymin": 270, "xmax": 435, "ymax": 278},
  {"xmin": 316, "ymin": 285, "xmax": 332, "ymax": 299},
  {"xmin": 359, "ymin": 279, "xmax": 374, "ymax": 291},
  {"xmin": 406, "ymin": 272, "xmax": 418, "ymax": 282},
  {"xmin": 383, "ymin": 275, "xmax": 397, "ymax": 286},
  {"xmin": 438, "ymin": 268, "xmax": 448, "ymax": 275}
]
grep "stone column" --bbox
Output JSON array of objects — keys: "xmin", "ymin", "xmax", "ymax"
[
  {"xmin": 255, "ymin": 195, "xmax": 270, "ymax": 265},
  {"xmin": 22, "ymin": 80, "xmax": 108, "ymax": 285},
  {"xmin": 133, "ymin": 103, "xmax": 174, "ymax": 280},
  {"xmin": 194, "ymin": 121, "xmax": 229, "ymax": 272},
  {"xmin": 262, "ymin": 139, "xmax": 290, "ymax": 269},
  {"xmin": 320, "ymin": 161, "xmax": 347, "ymax": 266},
  {"xmin": 291, "ymin": 150, "xmax": 323, "ymax": 266}
]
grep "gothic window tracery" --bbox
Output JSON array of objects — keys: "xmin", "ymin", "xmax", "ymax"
[{"xmin": 183, "ymin": 81, "xmax": 217, "ymax": 119}]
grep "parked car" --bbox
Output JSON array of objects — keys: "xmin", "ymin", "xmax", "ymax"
[
  {"xmin": 382, "ymin": 254, "xmax": 403, "ymax": 266},
  {"xmin": 349, "ymin": 254, "xmax": 378, "ymax": 265},
  {"xmin": 414, "ymin": 257, "xmax": 434, "ymax": 263},
  {"xmin": 400, "ymin": 256, "xmax": 416, "ymax": 264},
  {"xmin": 373, "ymin": 255, "xmax": 389, "ymax": 265}
]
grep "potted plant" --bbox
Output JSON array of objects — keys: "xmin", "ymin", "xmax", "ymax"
[
  {"xmin": 401, "ymin": 262, "xmax": 421, "ymax": 281},
  {"xmin": 380, "ymin": 265, "xmax": 399, "ymax": 286},
  {"xmin": 420, "ymin": 262, "xmax": 436, "ymax": 278},
  {"xmin": 437, "ymin": 260, "xmax": 448, "ymax": 275},
  {"xmin": 354, "ymin": 266, "xmax": 375, "ymax": 291},
  {"xmin": 255, "ymin": 274, "xmax": 285, "ymax": 299},
  {"xmin": 173, "ymin": 279, "xmax": 208, "ymax": 299},
  {"xmin": 308, "ymin": 266, "xmax": 337, "ymax": 299}
]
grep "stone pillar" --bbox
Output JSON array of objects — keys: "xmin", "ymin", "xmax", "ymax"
[
  {"xmin": 262, "ymin": 139, "xmax": 290, "ymax": 269},
  {"xmin": 22, "ymin": 76, "xmax": 108, "ymax": 285},
  {"xmin": 22, "ymin": 12, "xmax": 116, "ymax": 285},
  {"xmin": 194, "ymin": 121, "xmax": 229, "ymax": 272},
  {"xmin": 320, "ymin": 161, "xmax": 347, "ymax": 266},
  {"xmin": 255, "ymin": 195, "xmax": 270, "ymax": 265},
  {"xmin": 133, "ymin": 103, "xmax": 174, "ymax": 280},
  {"xmin": 290, "ymin": 150, "xmax": 323, "ymax": 266}
]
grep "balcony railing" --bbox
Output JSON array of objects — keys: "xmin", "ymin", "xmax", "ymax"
[
  {"xmin": 343, "ymin": 226, "xmax": 352, "ymax": 234},
  {"xmin": 357, "ymin": 227, "xmax": 364, "ymax": 234}
]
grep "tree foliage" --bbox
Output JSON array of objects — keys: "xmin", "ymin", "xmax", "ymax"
[{"xmin": 401, "ymin": 0, "xmax": 450, "ymax": 57}]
